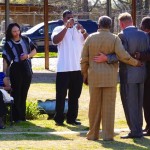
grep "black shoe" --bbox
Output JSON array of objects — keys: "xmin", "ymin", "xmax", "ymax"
[
  {"xmin": 103, "ymin": 138, "xmax": 114, "ymax": 141},
  {"xmin": 143, "ymin": 130, "xmax": 150, "ymax": 136},
  {"xmin": 121, "ymin": 134, "xmax": 143, "ymax": 139},
  {"xmin": 143, "ymin": 125, "xmax": 149, "ymax": 132},
  {"xmin": 0, "ymin": 126, "xmax": 5, "ymax": 129},
  {"xmin": 67, "ymin": 120, "xmax": 81, "ymax": 125},
  {"xmin": 0, "ymin": 117, "xmax": 5, "ymax": 129},
  {"xmin": 14, "ymin": 120, "xmax": 22, "ymax": 123},
  {"xmin": 55, "ymin": 122, "xmax": 64, "ymax": 126}
]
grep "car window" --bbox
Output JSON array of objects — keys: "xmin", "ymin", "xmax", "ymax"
[
  {"xmin": 48, "ymin": 23, "xmax": 62, "ymax": 33},
  {"xmin": 38, "ymin": 23, "xmax": 63, "ymax": 35},
  {"xmin": 79, "ymin": 21, "xmax": 98, "ymax": 34}
]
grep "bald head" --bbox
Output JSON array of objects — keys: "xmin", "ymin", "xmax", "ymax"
[{"xmin": 98, "ymin": 16, "xmax": 112, "ymax": 29}]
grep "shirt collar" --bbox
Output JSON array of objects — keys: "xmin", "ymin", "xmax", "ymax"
[
  {"xmin": 125, "ymin": 26, "xmax": 135, "ymax": 29},
  {"xmin": 98, "ymin": 29, "xmax": 110, "ymax": 32}
]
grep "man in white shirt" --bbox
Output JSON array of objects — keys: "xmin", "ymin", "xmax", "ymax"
[{"xmin": 51, "ymin": 10, "xmax": 88, "ymax": 126}]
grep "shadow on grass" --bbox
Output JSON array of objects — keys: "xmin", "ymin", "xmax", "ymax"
[
  {"xmin": 98, "ymin": 137, "xmax": 150, "ymax": 150},
  {"xmin": 65, "ymin": 123, "xmax": 89, "ymax": 131},
  {"xmin": 47, "ymin": 116, "xmax": 89, "ymax": 131},
  {"xmin": 133, "ymin": 137, "xmax": 150, "ymax": 148},
  {"xmin": 0, "ymin": 134, "xmax": 71, "ymax": 141},
  {"xmin": 79, "ymin": 133, "xmax": 150, "ymax": 150},
  {"xmin": 0, "ymin": 121, "xmax": 70, "ymax": 141}
]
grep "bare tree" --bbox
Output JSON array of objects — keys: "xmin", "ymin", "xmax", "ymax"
[{"xmin": 144, "ymin": 0, "xmax": 150, "ymax": 14}]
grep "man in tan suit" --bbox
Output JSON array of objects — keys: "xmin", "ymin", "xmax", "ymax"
[{"xmin": 81, "ymin": 16, "xmax": 141, "ymax": 141}]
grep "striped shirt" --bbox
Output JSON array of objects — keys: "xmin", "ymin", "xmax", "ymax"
[{"xmin": 2, "ymin": 36, "xmax": 36, "ymax": 65}]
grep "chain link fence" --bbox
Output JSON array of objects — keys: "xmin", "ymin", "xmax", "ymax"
[{"xmin": 0, "ymin": 7, "xmax": 149, "ymax": 38}]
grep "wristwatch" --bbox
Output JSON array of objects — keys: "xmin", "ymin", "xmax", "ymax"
[{"xmin": 81, "ymin": 29, "xmax": 87, "ymax": 34}]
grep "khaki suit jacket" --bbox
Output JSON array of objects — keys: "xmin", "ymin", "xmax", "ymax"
[{"xmin": 81, "ymin": 29, "xmax": 138, "ymax": 87}]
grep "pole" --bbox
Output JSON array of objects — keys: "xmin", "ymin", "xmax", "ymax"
[
  {"xmin": 44, "ymin": 0, "xmax": 49, "ymax": 69},
  {"xmin": 107, "ymin": 0, "xmax": 111, "ymax": 17},
  {"xmin": 132, "ymin": 0, "xmax": 136, "ymax": 26},
  {"xmin": 5, "ymin": 0, "xmax": 10, "ymax": 31}
]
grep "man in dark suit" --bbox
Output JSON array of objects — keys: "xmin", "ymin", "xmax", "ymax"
[
  {"xmin": 133, "ymin": 17, "xmax": 150, "ymax": 136},
  {"xmin": 93, "ymin": 12, "xmax": 149, "ymax": 139},
  {"xmin": 0, "ymin": 91, "xmax": 6, "ymax": 129}
]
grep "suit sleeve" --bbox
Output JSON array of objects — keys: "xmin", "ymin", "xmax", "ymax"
[
  {"xmin": 114, "ymin": 36, "xmax": 138, "ymax": 66},
  {"xmin": 107, "ymin": 53, "xmax": 118, "ymax": 64},
  {"xmin": 80, "ymin": 36, "xmax": 90, "ymax": 77}
]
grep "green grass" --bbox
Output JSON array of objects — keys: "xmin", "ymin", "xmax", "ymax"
[
  {"xmin": 34, "ymin": 52, "xmax": 57, "ymax": 58},
  {"xmin": 0, "ymin": 52, "xmax": 57, "ymax": 58},
  {"xmin": 0, "ymin": 134, "xmax": 150, "ymax": 150},
  {"xmin": 0, "ymin": 71, "xmax": 148, "ymax": 149}
]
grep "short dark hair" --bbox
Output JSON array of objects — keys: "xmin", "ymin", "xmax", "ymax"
[
  {"xmin": 140, "ymin": 17, "xmax": 150, "ymax": 30},
  {"xmin": 63, "ymin": 10, "xmax": 72, "ymax": 18},
  {"xmin": 98, "ymin": 16, "xmax": 112, "ymax": 29},
  {"xmin": 6, "ymin": 23, "xmax": 21, "ymax": 41}
]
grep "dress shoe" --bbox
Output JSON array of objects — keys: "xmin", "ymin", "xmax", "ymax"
[
  {"xmin": 67, "ymin": 120, "xmax": 81, "ymax": 125},
  {"xmin": 121, "ymin": 134, "xmax": 143, "ymax": 139},
  {"xmin": 143, "ymin": 126, "xmax": 149, "ymax": 132},
  {"xmin": 86, "ymin": 137, "xmax": 99, "ymax": 141},
  {"xmin": 0, "ymin": 117, "xmax": 5, "ymax": 129},
  {"xmin": 55, "ymin": 122, "xmax": 64, "ymax": 126},
  {"xmin": 103, "ymin": 138, "xmax": 114, "ymax": 141},
  {"xmin": 143, "ymin": 130, "xmax": 150, "ymax": 136},
  {"xmin": 14, "ymin": 120, "xmax": 22, "ymax": 123}
]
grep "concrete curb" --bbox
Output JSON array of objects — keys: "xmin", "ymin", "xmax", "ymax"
[{"xmin": 0, "ymin": 128, "xmax": 129, "ymax": 135}]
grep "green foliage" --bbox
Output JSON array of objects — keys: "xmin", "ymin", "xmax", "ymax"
[
  {"xmin": 35, "ymin": 52, "xmax": 57, "ymax": 58},
  {"xmin": 10, "ymin": 0, "xmax": 42, "ymax": 4},
  {"xmin": 10, "ymin": 0, "xmax": 28, "ymax": 4},
  {"xmin": 26, "ymin": 101, "xmax": 40, "ymax": 120}
]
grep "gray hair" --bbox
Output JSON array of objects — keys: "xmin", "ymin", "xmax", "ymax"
[{"xmin": 98, "ymin": 16, "xmax": 112, "ymax": 29}]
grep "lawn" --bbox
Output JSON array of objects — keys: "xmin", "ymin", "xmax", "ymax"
[
  {"xmin": 0, "ymin": 52, "xmax": 57, "ymax": 58},
  {"xmin": 35, "ymin": 52, "xmax": 57, "ymax": 58},
  {"xmin": 0, "ymin": 69, "xmax": 150, "ymax": 150}
]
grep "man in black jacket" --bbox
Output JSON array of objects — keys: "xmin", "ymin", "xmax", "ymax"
[
  {"xmin": 134, "ymin": 17, "xmax": 150, "ymax": 136},
  {"xmin": 0, "ymin": 91, "xmax": 6, "ymax": 129}
]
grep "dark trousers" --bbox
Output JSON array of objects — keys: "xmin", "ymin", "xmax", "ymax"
[
  {"xmin": 120, "ymin": 83, "xmax": 144, "ymax": 136},
  {"xmin": 143, "ymin": 76, "xmax": 150, "ymax": 130},
  {"xmin": 54, "ymin": 71, "xmax": 83, "ymax": 123},
  {"xmin": 0, "ymin": 91, "xmax": 6, "ymax": 117},
  {"xmin": 10, "ymin": 62, "xmax": 32, "ymax": 121}
]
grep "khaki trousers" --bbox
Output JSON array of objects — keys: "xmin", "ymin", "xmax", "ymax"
[{"xmin": 87, "ymin": 86, "xmax": 116, "ymax": 140}]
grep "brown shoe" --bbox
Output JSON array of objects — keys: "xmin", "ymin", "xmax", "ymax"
[{"xmin": 86, "ymin": 137, "xmax": 99, "ymax": 141}]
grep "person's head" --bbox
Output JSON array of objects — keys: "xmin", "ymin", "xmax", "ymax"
[
  {"xmin": 62, "ymin": 10, "xmax": 74, "ymax": 25},
  {"xmin": 3, "ymin": 77, "xmax": 10, "ymax": 87},
  {"xmin": 118, "ymin": 12, "xmax": 133, "ymax": 30},
  {"xmin": 3, "ymin": 77, "xmax": 11, "ymax": 91},
  {"xmin": 98, "ymin": 16, "xmax": 112, "ymax": 30},
  {"xmin": 140, "ymin": 17, "xmax": 150, "ymax": 33},
  {"xmin": 6, "ymin": 23, "xmax": 21, "ymax": 41}
]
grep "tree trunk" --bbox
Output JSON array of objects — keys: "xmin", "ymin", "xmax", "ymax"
[
  {"xmin": 144, "ymin": 0, "xmax": 149, "ymax": 14},
  {"xmin": 137, "ymin": 0, "xmax": 143, "ymax": 26},
  {"xmin": 81, "ymin": 0, "xmax": 89, "ymax": 19}
]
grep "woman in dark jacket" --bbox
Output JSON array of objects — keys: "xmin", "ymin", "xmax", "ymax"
[{"xmin": 2, "ymin": 23, "xmax": 37, "ymax": 122}]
